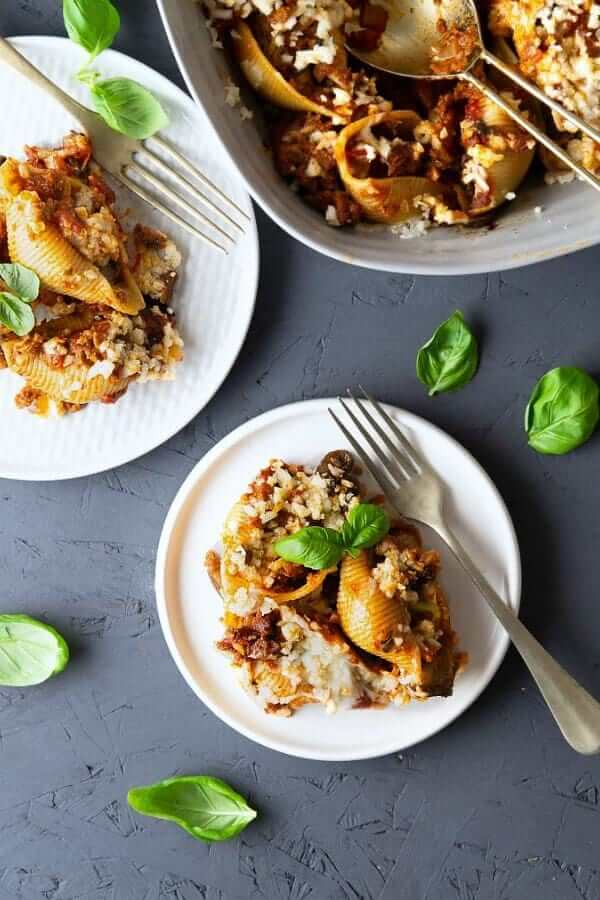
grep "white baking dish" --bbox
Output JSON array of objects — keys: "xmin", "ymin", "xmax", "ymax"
[{"xmin": 157, "ymin": 0, "xmax": 600, "ymax": 275}]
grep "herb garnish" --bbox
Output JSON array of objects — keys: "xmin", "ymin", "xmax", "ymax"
[
  {"xmin": 275, "ymin": 503, "xmax": 390, "ymax": 570},
  {"xmin": 0, "ymin": 263, "xmax": 40, "ymax": 336},
  {"xmin": 416, "ymin": 310, "xmax": 479, "ymax": 396},
  {"xmin": 525, "ymin": 366, "xmax": 599, "ymax": 455},
  {"xmin": 63, "ymin": 0, "xmax": 120, "ymax": 65},
  {"xmin": 63, "ymin": 0, "xmax": 169, "ymax": 139},
  {"xmin": 0, "ymin": 615, "xmax": 69, "ymax": 687},
  {"xmin": 128, "ymin": 776, "xmax": 257, "ymax": 843}
]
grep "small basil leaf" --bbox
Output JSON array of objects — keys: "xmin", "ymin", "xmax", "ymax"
[
  {"xmin": 525, "ymin": 366, "xmax": 599, "ymax": 455},
  {"xmin": 416, "ymin": 310, "xmax": 478, "ymax": 396},
  {"xmin": 0, "ymin": 293, "xmax": 35, "ymax": 337},
  {"xmin": 63, "ymin": 0, "xmax": 120, "ymax": 63},
  {"xmin": 340, "ymin": 503, "xmax": 390, "ymax": 552},
  {"xmin": 0, "ymin": 615, "xmax": 69, "ymax": 687},
  {"xmin": 0, "ymin": 263, "xmax": 40, "ymax": 302},
  {"xmin": 128, "ymin": 776, "xmax": 257, "ymax": 843},
  {"xmin": 88, "ymin": 77, "xmax": 169, "ymax": 139},
  {"xmin": 275, "ymin": 527, "xmax": 344, "ymax": 570}
]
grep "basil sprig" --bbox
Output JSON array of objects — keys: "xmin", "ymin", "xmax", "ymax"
[
  {"xmin": 275, "ymin": 503, "xmax": 390, "ymax": 570},
  {"xmin": 63, "ymin": 0, "xmax": 120, "ymax": 64},
  {"xmin": 416, "ymin": 310, "xmax": 479, "ymax": 396},
  {"xmin": 63, "ymin": 0, "xmax": 169, "ymax": 139},
  {"xmin": 525, "ymin": 366, "xmax": 599, "ymax": 455},
  {"xmin": 0, "ymin": 615, "xmax": 69, "ymax": 687},
  {"xmin": 0, "ymin": 263, "xmax": 40, "ymax": 336},
  {"xmin": 128, "ymin": 776, "xmax": 257, "ymax": 843}
]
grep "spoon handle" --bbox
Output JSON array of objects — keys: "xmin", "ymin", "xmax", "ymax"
[
  {"xmin": 462, "ymin": 69, "xmax": 600, "ymax": 193},
  {"xmin": 480, "ymin": 48, "xmax": 600, "ymax": 147}
]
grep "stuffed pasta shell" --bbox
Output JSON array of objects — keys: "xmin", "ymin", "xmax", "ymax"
[
  {"xmin": 0, "ymin": 133, "xmax": 184, "ymax": 417},
  {"xmin": 1, "ymin": 156, "xmax": 143, "ymax": 315},
  {"xmin": 229, "ymin": 3, "xmax": 389, "ymax": 124},
  {"xmin": 208, "ymin": 452, "xmax": 465, "ymax": 716},
  {"xmin": 335, "ymin": 110, "xmax": 459, "ymax": 224},
  {"xmin": 2, "ymin": 303, "xmax": 183, "ymax": 413}
]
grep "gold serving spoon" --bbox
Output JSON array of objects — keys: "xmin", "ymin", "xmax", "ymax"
[{"xmin": 347, "ymin": 0, "xmax": 600, "ymax": 192}]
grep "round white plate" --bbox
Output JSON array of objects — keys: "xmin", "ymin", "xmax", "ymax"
[
  {"xmin": 156, "ymin": 398, "xmax": 521, "ymax": 761},
  {"xmin": 0, "ymin": 37, "xmax": 258, "ymax": 481}
]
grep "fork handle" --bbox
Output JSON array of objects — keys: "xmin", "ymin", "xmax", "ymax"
[
  {"xmin": 439, "ymin": 525, "xmax": 600, "ymax": 754},
  {"xmin": 0, "ymin": 36, "xmax": 97, "ymax": 132}
]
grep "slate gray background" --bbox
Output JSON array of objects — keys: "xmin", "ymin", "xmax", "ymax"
[{"xmin": 2, "ymin": 2, "xmax": 600, "ymax": 898}]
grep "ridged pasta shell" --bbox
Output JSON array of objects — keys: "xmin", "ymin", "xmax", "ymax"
[
  {"xmin": 335, "ymin": 111, "xmax": 447, "ymax": 224},
  {"xmin": 6, "ymin": 192, "xmax": 144, "ymax": 315},
  {"xmin": 0, "ymin": 159, "xmax": 22, "ymax": 210},
  {"xmin": 254, "ymin": 666, "xmax": 296, "ymax": 700},
  {"xmin": 232, "ymin": 21, "xmax": 348, "ymax": 121},
  {"xmin": 465, "ymin": 58, "xmax": 537, "ymax": 214},
  {"xmin": 259, "ymin": 568, "xmax": 332, "ymax": 602},
  {"xmin": 337, "ymin": 552, "xmax": 421, "ymax": 680},
  {"xmin": 470, "ymin": 146, "xmax": 534, "ymax": 215},
  {"xmin": 2, "ymin": 340, "xmax": 128, "ymax": 404},
  {"xmin": 222, "ymin": 500, "xmax": 256, "ymax": 545},
  {"xmin": 220, "ymin": 498, "xmax": 334, "ymax": 603}
]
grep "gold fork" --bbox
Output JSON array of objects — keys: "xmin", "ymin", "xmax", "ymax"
[
  {"xmin": 0, "ymin": 36, "xmax": 249, "ymax": 253},
  {"xmin": 330, "ymin": 387, "xmax": 600, "ymax": 755}
]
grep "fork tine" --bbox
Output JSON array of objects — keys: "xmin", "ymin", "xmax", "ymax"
[
  {"xmin": 137, "ymin": 146, "xmax": 244, "ymax": 234},
  {"xmin": 338, "ymin": 397, "xmax": 410, "ymax": 486},
  {"xmin": 118, "ymin": 170, "xmax": 228, "ymax": 253},
  {"xmin": 358, "ymin": 385, "xmax": 425, "ymax": 473},
  {"xmin": 125, "ymin": 161, "xmax": 234, "ymax": 244},
  {"xmin": 348, "ymin": 389, "xmax": 419, "ymax": 478},
  {"xmin": 328, "ymin": 408, "xmax": 403, "ymax": 512},
  {"xmin": 149, "ymin": 134, "xmax": 251, "ymax": 222}
]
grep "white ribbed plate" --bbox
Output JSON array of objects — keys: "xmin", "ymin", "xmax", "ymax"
[
  {"xmin": 156, "ymin": 399, "xmax": 521, "ymax": 761},
  {"xmin": 0, "ymin": 37, "xmax": 258, "ymax": 481}
]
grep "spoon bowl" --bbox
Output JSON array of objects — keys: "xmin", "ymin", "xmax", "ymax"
[
  {"xmin": 347, "ymin": 0, "xmax": 483, "ymax": 78},
  {"xmin": 345, "ymin": 0, "xmax": 600, "ymax": 192}
]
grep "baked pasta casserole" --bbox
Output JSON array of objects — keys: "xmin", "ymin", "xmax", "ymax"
[
  {"xmin": 205, "ymin": 451, "xmax": 466, "ymax": 715},
  {"xmin": 197, "ymin": 0, "xmax": 598, "ymax": 232},
  {"xmin": 0, "ymin": 133, "xmax": 183, "ymax": 415}
]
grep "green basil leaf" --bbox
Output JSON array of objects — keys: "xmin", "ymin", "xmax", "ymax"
[
  {"xmin": 340, "ymin": 503, "xmax": 390, "ymax": 553},
  {"xmin": 63, "ymin": 0, "xmax": 120, "ymax": 63},
  {"xmin": 88, "ymin": 77, "xmax": 169, "ymax": 139},
  {"xmin": 525, "ymin": 366, "xmax": 599, "ymax": 455},
  {"xmin": 0, "ymin": 615, "xmax": 69, "ymax": 687},
  {"xmin": 416, "ymin": 310, "xmax": 479, "ymax": 396},
  {"xmin": 128, "ymin": 776, "xmax": 257, "ymax": 843},
  {"xmin": 275, "ymin": 527, "xmax": 344, "ymax": 570},
  {"xmin": 0, "ymin": 263, "xmax": 40, "ymax": 302},
  {"xmin": 0, "ymin": 293, "xmax": 35, "ymax": 337}
]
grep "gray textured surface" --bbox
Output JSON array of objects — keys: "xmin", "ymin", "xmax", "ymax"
[{"xmin": 2, "ymin": 2, "xmax": 600, "ymax": 898}]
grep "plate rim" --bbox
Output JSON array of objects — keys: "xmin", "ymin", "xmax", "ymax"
[
  {"xmin": 1, "ymin": 35, "xmax": 259, "ymax": 482},
  {"xmin": 155, "ymin": 397, "xmax": 522, "ymax": 761}
]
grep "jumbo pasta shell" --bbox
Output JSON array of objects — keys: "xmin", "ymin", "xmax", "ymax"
[
  {"xmin": 0, "ymin": 159, "xmax": 22, "ymax": 209},
  {"xmin": 335, "ymin": 111, "xmax": 447, "ymax": 224},
  {"xmin": 6, "ymin": 192, "xmax": 144, "ymax": 315},
  {"xmin": 2, "ymin": 340, "xmax": 128, "ymax": 404},
  {"xmin": 253, "ymin": 666, "xmax": 296, "ymax": 700},
  {"xmin": 337, "ymin": 552, "xmax": 420, "ymax": 681},
  {"xmin": 220, "ymin": 499, "xmax": 334, "ymax": 603},
  {"xmin": 232, "ymin": 21, "xmax": 348, "ymax": 121},
  {"xmin": 465, "ymin": 95, "xmax": 535, "ymax": 214}
]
